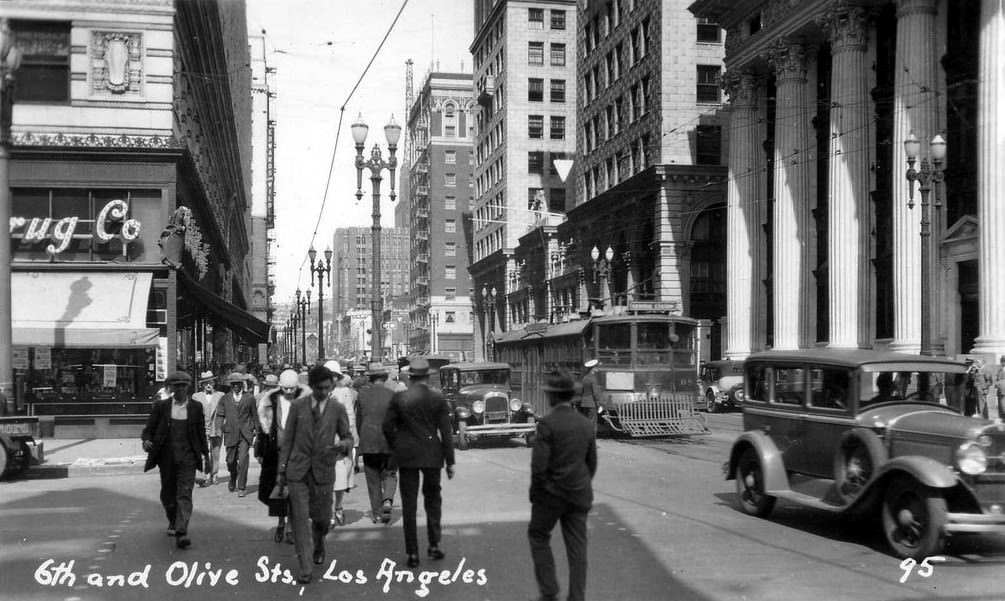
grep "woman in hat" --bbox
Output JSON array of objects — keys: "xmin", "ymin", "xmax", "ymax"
[
  {"xmin": 325, "ymin": 360, "xmax": 358, "ymax": 527},
  {"xmin": 255, "ymin": 369, "xmax": 305, "ymax": 543}
]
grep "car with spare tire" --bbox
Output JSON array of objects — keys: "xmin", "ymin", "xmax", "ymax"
[{"xmin": 438, "ymin": 362, "xmax": 536, "ymax": 450}]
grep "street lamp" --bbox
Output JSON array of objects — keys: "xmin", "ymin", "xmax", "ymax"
[
  {"xmin": 296, "ymin": 288, "xmax": 311, "ymax": 366},
  {"xmin": 591, "ymin": 245, "xmax": 614, "ymax": 309},
  {"xmin": 1, "ymin": 22, "xmax": 23, "ymax": 411},
  {"xmin": 289, "ymin": 314, "xmax": 298, "ymax": 366},
  {"xmin": 481, "ymin": 286, "xmax": 498, "ymax": 360},
  {"xmin": 309, "ymin": 245, "xmax": 333, "ymax": 361},
  {"xmin": 904, "ymin": 132, "xmax": 946, "ymax": 357},
  {"xmin": 352, "ymin": 113, "xmax": 400, "ymax": 363}
]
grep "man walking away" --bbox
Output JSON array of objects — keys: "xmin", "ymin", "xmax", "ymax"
[
  {"xmin": 357, "ymin": 362, "xmax": 398, "ymax": 524},
  {"xmin": 528, "ymin": 369, "xmax": 598, "ymax": 601},
  {"xmin": 192, "ymin": 371, "xmax": 223, "ymax": 486},
  {"xmin": 142, "ymin": 371, "xmax": 210, "ymax": 549},
  {"xmin": 577, "ymin": 359, "xmax": 602, "ymax": 431},
  {"xmin": 216, "ymin": 372, "xmax": 256, "ymax": 495},
  {"xmin": 277, "ymin": 365, "xmax": 354, "ymax": 584},
  {"xmin": 383, "ymin": 357, "xmax": 455, "ymax": 568}
]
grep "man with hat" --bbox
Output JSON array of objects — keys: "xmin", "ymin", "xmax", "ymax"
[
  {"xmin": 575, "ymin": 359, "xmax": 602, "ymax": 431},
  {"xmin": 528, "ymin": 369, "xmax": 598, "ymax": 601},
  {"xmin": 192, "ymin": 371, "xmax": 223, "ymax": 486},
  {"xmin": 215, "ymin": 371, "xmax": 257, "ymax": 495},
  {"xmin": 382, "ymin": 357, "xmax": 455, "ymax": 568},
  {"xmin": 357, "ymin": 362, "xmax": 398, "ymax": 524},
  {"xmin": 141, "ymin": 371, "xmax": 210, "ymax": 549}
]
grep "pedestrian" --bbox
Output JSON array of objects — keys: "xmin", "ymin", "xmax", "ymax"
[
  {"xmin": 141, "ymin": 371, "xmax": 210, "ymax": 550},
  {"xmin": 216, "ymin": 372, "xmax": 257, "ymax": 496},
  {"xmin": 357, "ymin": 362, "xmax": 398, "ymax": 524},
  {"xmin": 256, "ymin": 370, "xmax": 304, "ymax": 544},
  {"xmin": 386, "ymin": 366, "xmax": 408, "ymax": 392},
  {"xmin": 382, "ymin": 357, "xmax": 455, "ymax": 568},
  {"xmin": 528, "ymin": 369, "xmax": 598, "ymax": 601},
  {"xmin": 576, "ymin": 359, "xmax": 602, "ymax": 430},
  {"xmin": 192, "ymin": 370, "xmax": 223, "ymax": 486},
  {"xmin": 994, "ymin": 355, "xmax": 1005, "ymax": 420},
  {"xmin": 277, "ymin": 364, "xmax": 354, "ymax": 584},
  {"xmin": 325, "ymin": 360, "xmax": 358, "ymax": 528}
]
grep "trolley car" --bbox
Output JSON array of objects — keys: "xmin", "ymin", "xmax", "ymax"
[{"xmin": 494, "ymin": 305, "xmax": 708, "ymax": 437}]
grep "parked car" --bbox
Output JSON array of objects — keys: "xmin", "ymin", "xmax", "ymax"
[
  {"xmin": 725, "ymin": 349, "xmax": 1005, "ymax": 560},
  {"xmin": 438, "ymin": 362, "xmax": 536, "ymax": 450},
  {"xmin": 699, "ymin": 359, "xmax": 745, "ymax": 412},
  {"xmin": 0, "ymin": 415, "xmax": 44, "ymax": 479}
]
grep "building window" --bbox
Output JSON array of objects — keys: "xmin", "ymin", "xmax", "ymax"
[
  {"xmin": 605, "ymin": 52, "xmax": 615, "ymax": 83},
  {"xmin": 550, "ymin": 43, "xmax": 566, "ymax": 66},
  {"xmin": 445, "ymin": 196, "xmax": 456, "ymax": 210},
  {"xmin": 551, "ymin": 79, "xmax": 566, "ymax": 103},
  {"xmin": 445, "ymin": 173, "xmax": 456, "ymax": 187},
  {"xmin": 529, "ymin": 42, "xmax": 544, "ymax": 65},
  {"xmin": 550, "ymin": 116, "xmax": 565, "ymax": 140},
  {"xmin": 445, "ymin": 265, "xmax": 456, "ymax": 279},
  {"xmin": 695, "ymin": 125, "xmax": 722, "ymax": 165},
  {"xmin": 697, "ymin": 17, "xmax": 721, "ymax": 43},
  {"xmin": 640, "ymin": 19, "xmax": 650, "ymax": 57},
  {"xmin": 445, "ymin": 242, "xmax": 456, "ymax": 256},
  {"xmin": 528, "ymin": 78, "xmax": 544, "ymax": 101},
  {"xmin": 445, "ymin": 150, "xmax": 456, "ymax": 164},
  {"xmin": 606, "ymin": 105, "xmax": 615, "ymax": 139},
  {"xmin": 528, "ymin": 115, "xmax": 544, "ymax": 139},
  {"xmin": 585, "ymin": 22, "xmax": 594, "ymax": 52},
  {"xmin": 697, "ymin": 65, "xmax": 722, "ymax": 103},
  {"xmin": 528, "ymin": 151, "xmax": 544, "ymax": 174},
  {"xmin": 549, "ymin": 188, "xmax": 567, "ymax": 212},
  {"xmin": 528, "ymin": 188, "xmax": 544, "ymax": 210},
  {"xmin": 551, "ymin": 10, "xmax": 566, "ymax": 30},
  {"xmin": 529, "ymin": 8, "xmax": 544, "ymax": 29},
  {"xmin": 445, "ymin": 287, "xmax": 456, "ymax": 300},
  {"xmin": 445, "ymin": 311, "xmax": 456, "ymax": 323},
  {"xmin": 584, "ymin": 122, "xmax": 594, "ymax": 152},
  {"xmin": 11, "ymin": 21, "xmax": 71, "ymax": 103},
  {"xmin": 445, "ymin": 220, "xmax": 457, "ymax": 234}
]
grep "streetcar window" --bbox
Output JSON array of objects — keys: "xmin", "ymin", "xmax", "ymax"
[
  {"xmin": 597, "ymin": 323, "xmax": 631, "ymax": 365},
  {"xmin": 637, "ymin": 323, "xmax": 670, "ymax": 349}
]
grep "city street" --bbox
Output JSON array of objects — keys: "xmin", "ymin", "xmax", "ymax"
[{"xmin": 2, "ymin": 414, "xmax": 1003, "ymax": 601}]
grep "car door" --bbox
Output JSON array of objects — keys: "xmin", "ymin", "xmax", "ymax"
[
  {"xmin": 802, "ymin": 366, "xmax": 855, "ymax": 477},
  {"xmin": 767, "ymin": 364, "xmax": 810, "ymax": 474}
]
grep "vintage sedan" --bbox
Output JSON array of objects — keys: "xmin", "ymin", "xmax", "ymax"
[
  {"xmin": 699, "ymin": 359, "xmax": 745, "ymax": 412},
  {"xmin": 725, "ymin": 349, "xmax": 1005, "ymax": 559},
  {"xmin": 438, "ymin": 362, "xmax": 536, "ymax": 450}
]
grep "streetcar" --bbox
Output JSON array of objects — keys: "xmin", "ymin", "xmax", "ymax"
[{"xmin": 494, "ymin": 304, "xmax": 708, "ymax": 437}]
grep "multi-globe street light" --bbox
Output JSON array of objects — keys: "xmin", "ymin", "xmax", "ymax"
[
  {"xmin": 351, "ymin": 113, "xmax": 401, "ymax": 363},
  {"xmin": 308, "ymin": 245, "xmax": 333, "ymax": 361},
  {"xmin": 591, "ymin": 245, "xmax": 615, "ymax": 309}
]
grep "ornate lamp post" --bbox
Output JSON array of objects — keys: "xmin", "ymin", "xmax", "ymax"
[
  {"xmin": 309, "ymin": 245, "xmax": 333, "ymax": 361},
  {"xmin": 289, "ymin": 314, "xmax": 298, "ymax": 366},
  {"xmin": 481, "ymin": 286, "xmax": 497, "ymax": 361},
  {"xmin": 1, "ymin": 22, "xmax": 22, "ymax": 411},
  {"xmin": 591, "ymin": 245, "xmax": 614, "ymax": 309},
  {"xmin": 352, "ymin": 113, "xmax": 400, "ymax": 363},
  {"xmin": 904, "ymin": 133, "xmax": 946, "ymax": 357},
  {"xmin": 296, "ymin": 288, "xmax": 311, "ymax": 366}
]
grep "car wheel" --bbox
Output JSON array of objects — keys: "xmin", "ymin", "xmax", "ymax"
[
  {"xmin": 0, "ymin": 443, "xmax": 8, "ymax": 480},
  {"xmin": 833, "ymin": 429, "xmax": 888, "ymax": 504},
  {"xmin": 735, "ymin": 448, "xmax": 776, "ymax": 517},
  {"xmin": 705, "ymin": 391, "xmax": 718, "ymax": 413},
  {"xmin": 457, "ymin": 421, "xmax": 469, "ymax": 451},
  {"xmin": 881, "ymin": 476, "xmax": 947, "ymax": 560}
]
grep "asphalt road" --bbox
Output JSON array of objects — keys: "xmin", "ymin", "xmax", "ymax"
[{"xmin": 1, "ymin": 413, "xmax": 1002, "ymax": 601}]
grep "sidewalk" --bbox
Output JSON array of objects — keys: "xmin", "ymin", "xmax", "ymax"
[{"xmin": 28, "ymin": 438, "xmax": 148, "ymax": 478}]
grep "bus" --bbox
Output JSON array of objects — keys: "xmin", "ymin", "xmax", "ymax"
[{"xmin": 494, "ymin": 306, "xmax": 708, "ymax": 437}]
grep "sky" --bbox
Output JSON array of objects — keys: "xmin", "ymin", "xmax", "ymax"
[{"xmin": 244, "ymin": 0, "xmax": 475, "ymax": 305}]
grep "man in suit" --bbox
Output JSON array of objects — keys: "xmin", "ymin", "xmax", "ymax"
[
  {"xmin": 192, "ymin": 370, "xmax": 223, "ymax": 486},
  {"xmin": 356, "ymin": 362, "xmax": 398, "ymax": 524},
  {"xmin": 528, "ymin": 369, "xmax": 598, "ymax": 601},
  {"xmin": 575, "ymin": 359, "xmax": 602, "ymax": 431},
  {"xmin": 382, "ymin": 357, "xmax": 455, "ymax": 568},
  {"xmin": 215, "ymin": 372, "xmax": 256, "ymax": 495},
  {"xmin": 277, "ymin": 365, "xmax": 354, "ymax": 584},
  {"xmin": 141, "ymin": 371, "xmax": 210, "ymax": 549}
]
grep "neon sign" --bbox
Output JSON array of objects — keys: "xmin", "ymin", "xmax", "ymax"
[{"xmin": 9, "ymin": 199, "xmax": 141, "ymax": 255}]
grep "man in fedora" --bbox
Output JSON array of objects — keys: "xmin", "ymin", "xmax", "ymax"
[
  {"xmin": 141, "ymin": 371, "xmax": 210, "ymax": 549},
  {"xmin": 528, "ymin": 369, "xmax": 598, "ymax": 601},
  {"xmin": 383, "ymin": 357, "xmax": 455, "ymax": 568},
  {"xmin": 192, "ymin": 371, "xmax": 223, "ymax": 486},
  {"xmin": 357, "ymin": 362, "xmax": 398, "ymax": 524},
  {"xmin": 215, "ymin": 371, "xmax": 257, "ymax": 495}
]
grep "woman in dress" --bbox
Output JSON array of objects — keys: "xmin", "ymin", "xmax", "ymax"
[{"xmin": 324, "ymin": 361, "xmax": 358, "ymax": 527}]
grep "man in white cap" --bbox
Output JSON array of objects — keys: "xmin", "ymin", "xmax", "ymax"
[
  {"xmin": 192, "ymin": 371, "xmax": 223, "ymax": 486},
  {"xmin": 576, "ymin": 359, "xmax": 602, "ymax": 431}
]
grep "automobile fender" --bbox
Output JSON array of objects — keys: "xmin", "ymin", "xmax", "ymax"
[
  {"xmin": 872, "ymin": 455, "xmax": 959, "ymax": 490},
  {"xmin": 726, "ymin": 431, "xmax": 789, "ymax": 492},
  {"xmin": 0, "ymin": 431, "xmax": 14, "ymax": 454}
]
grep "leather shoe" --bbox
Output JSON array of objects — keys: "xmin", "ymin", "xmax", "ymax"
[
  {"xmin": 238, "ymin": 489, "xmax": 247, "ymax": 498},
  {"xmin": 228, "ymin": 480, "xmax": 236, "ymax": 493},
  {"xmin": 176, "ymin": 535, "xmax": 191, "ymax": 549},
  {"xmin": 380, "ymin": 499, "xmax": 393, "ymax": 524},
  {"xmin": 298, "ymin": 573, "xmax": 312, "ymax": 584},
  {"xmin": 406, "ymin": 554, "xmax": 420, "ymax": 568},
  {"xmin": 427, "ymin": 546, "xmax": 445, "ymax": 560},
  {"xmin": 313, "ymin": 545, "xmax": 326, "ymax": 565},
  {"xmin": 274, "ymin": 523, "xmax": 285, "ymax": 543}
]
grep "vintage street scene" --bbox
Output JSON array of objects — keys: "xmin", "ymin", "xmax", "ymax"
[{"xmin": 0, "ymin": 1, "xmax": 1003, "ymax": 600}]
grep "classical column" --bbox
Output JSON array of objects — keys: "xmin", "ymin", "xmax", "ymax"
[
  {"xmin": 768, "ymin": 40, "xmax": 815, "ymax": 350},
  {"xmin": 822, "ymin": 3, "xmax": 872, "ymax": 348},
  {"xmin": 890, "ymin": 0, "xmax": 939, "ymax": 353},
  {"xmin": 654, "ymin": 169, "xmax": 683, "ymax": 309},
  {"xmin": 722, "ymin": 69, "xmax": 763, "ymax": 358},
  {"xmin": 973, "ymin": 0, "xmax": 1005, "ymax": 358}
]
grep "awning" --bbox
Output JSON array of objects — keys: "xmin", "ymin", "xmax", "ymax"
[
  {"xmin": 177, "ymin": 271, "xmax": 270, "ymax": 344},
  {"xmin": 12, "ymin": 271, "xmax": 159, "ymax": 348}
]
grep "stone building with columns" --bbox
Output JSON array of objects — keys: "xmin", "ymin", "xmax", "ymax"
[{"xmin": 688, "ymin": 0, "xmax": 1000, "ymax": 362}]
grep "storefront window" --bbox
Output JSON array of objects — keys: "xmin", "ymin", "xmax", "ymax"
[{"xmin": 18, "ymin": 348, "xmax": 156, "ymax": 405}]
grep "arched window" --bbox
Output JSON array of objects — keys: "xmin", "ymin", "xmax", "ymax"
[{"xmin": 444, "ymin": 103, "xmax": 457, "ymax": 137}]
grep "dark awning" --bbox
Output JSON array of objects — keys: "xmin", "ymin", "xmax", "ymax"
[{"xmin": 177, "ymin": 271, "xmax": 270, "ymax": 344}]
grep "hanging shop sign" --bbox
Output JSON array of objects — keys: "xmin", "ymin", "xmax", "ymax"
[{"xmin": 9, "ymin": 199, "xmax": 141, "ymax": 255}]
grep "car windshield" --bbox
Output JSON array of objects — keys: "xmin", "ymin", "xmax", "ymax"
[
  {"xmin": 460, "ymin": 370, "xmax": 509, "ymax": 386},
  {"xmin": 859, "ymin": 368, "xmax": 968, "ymax": 409}
]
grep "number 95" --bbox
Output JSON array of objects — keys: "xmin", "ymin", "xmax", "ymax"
[{"xmin": 899, "ymin": 556, "xmax": 945, "ymax": 583}]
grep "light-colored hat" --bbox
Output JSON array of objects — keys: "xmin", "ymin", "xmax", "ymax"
[
  {"xmin": 198, "ymin": 370, "xmax": 215, "ymax": 382},
  {"xmin": 366, "ymin": 362, "xmax": 389, "ymax": 377},
  {"xmin": 584, "ymin": 359, "xmax": 600, "ymax": 369},
  {"xmin": 324, "ymin": 360, "xmax": 345, "ymax": 379},
  {"xmin": 263, "ymin": 374, "xmax": 279, "ymax": 387},
  {"xmin": 409, "ymin": 357, "xmax": 431, "ymax": 377},
  {"xmin": 279, "ymin": 369, "xmax": 299, "ymax": 388}
]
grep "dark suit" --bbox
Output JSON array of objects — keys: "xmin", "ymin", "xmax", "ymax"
[
  {"xmin": 576, "ymin": 371, "xmax": 602, "ymax": 428},
  {"xmin": 279, "ymin": 394, "xmax": 353, "ymax": 578},
  {"xmin": 528, "ymin": 403, "xmax": 598, "ymax": 601},
  {"xmin": 356, "ymin": 383, "xmax": 398, "ymax": 517},
  {"xmin": 142, "ymin": 398, "xmax": 209, "ymax": 536},
  {"xmin": 383, "ymin": 382, "xmax": 455, "ymax": 555},
  {"xmin": 216, "ymin": 390, "xmax": 256, "ymax": 490}
]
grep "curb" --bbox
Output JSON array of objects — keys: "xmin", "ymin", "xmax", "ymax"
[{"xmin": 22, "ymin": 461, "xmax": 148, "ymax": 480}]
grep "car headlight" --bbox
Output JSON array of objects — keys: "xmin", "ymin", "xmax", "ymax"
[
  {"xmin": 472, "ymin": 400, "xmax": 485, "ymax": 414},
  {"xmin": 956, "ymin": 442, "xmax": 988, "ymax": 475},
  {"xmin": 509, "ymin": 398, "xmax": 522, "ymax": 412}
]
